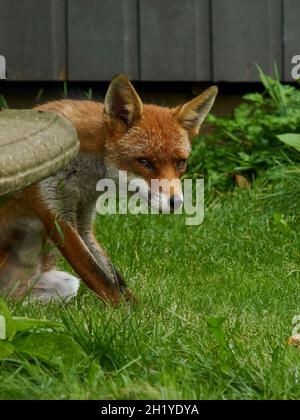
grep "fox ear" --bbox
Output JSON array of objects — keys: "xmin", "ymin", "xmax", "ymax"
[
  {"xmin": 176, "ymin": 86, "xmax": 218, "ymax": 137},
  {"xmin": 104, "ymin": 74, "xmax": 143, "ymax": 127}
]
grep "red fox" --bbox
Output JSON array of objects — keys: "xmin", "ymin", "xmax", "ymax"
[{"xmin": 0, "ymin": 75, "xmax": 218, "ymax": 305}]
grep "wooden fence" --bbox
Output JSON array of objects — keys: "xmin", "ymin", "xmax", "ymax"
[{"xmin": 0, "ymin": 0, "xmax": 299, "ymax": 81}]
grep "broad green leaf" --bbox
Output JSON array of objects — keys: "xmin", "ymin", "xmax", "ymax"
[
  {"xmin": 0, "ymin": 340, "xmax": 15, "ymax": 358},
  {"xmin": 13, "ymin": 317, "xmax": 63, "ymax": 334},
  {"xmin": 277, "ymin": 134, "xmax": 300, "ymax": 152},
  {"xmin": 206, "ymin": 317, "xmax": 228, "ymax": 349},
  {"xmin": 12, "ymin": 332, "xmax": 87, "ymax": 369},
  {"xmin": 206, "ymin": 317, "xmax": 227, "ymax": 329}
]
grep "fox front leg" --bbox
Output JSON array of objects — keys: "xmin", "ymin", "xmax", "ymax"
[
  {"xmin": 81, "ymin": 233, "xmax": 137, "ymax": 303},
  {"xmin": 77, "ymin": 204, "xmax": 137, "ymax": 303},
  {"xmin": 48, "ymin": 220, "xmax": 122, "ymax": 305}
]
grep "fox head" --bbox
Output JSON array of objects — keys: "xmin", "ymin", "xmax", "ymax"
[{"xmin": 103, "ymin": 74, "xmax": 218, "ymax": 212}]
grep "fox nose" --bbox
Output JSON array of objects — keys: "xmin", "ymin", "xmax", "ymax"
[{"xmin": 169, "ymin": 195, "xmax": 183, "ymax": 211}]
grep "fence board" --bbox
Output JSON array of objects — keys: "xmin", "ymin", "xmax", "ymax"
[
  {"xmin": 140, "ymin": 0, "xmax": 211, "ymax": 81},
  {"xmin": 0, "ymin": 0, "xmax": 297, "ymax": 82},
  {"xmin": 0, "ymin": 0, "xmax": 66, "ymax": 81},
  {"xmin": 212, "ymin": 0, "xmax": 283, "ymax": 82},
  {"xmin": 68, "ymin": 0, "xmax": 139, "ymax": 81},
  {"xmin": 283, "ymin": 0, "xmax": 300, "ymax": 82}
]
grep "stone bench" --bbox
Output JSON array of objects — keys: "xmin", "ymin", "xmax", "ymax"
[{"xmin": 0, "ymin": 109, "xmax": 79, "ymax": 200}]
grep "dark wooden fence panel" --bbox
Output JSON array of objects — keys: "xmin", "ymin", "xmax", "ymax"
[
  {"xmin": 212, "ymin": 0, "xmax": 283, "ymax": 82},
  {"xmin": 68, "ymin": 0, "xmax": 139, "ymax": 81},
  {"xmin": 284, "ymin": 0, "xmax": 300, "ymax": 81},
  {"xmin": 0, "ymin": 0, "xmax": 66, "ymax": 81},
  {"xmin": 139, "ymin": 0, "xmax": 211, "ymax": 81},
  {"xmin": 0, "ymin": 0, "xmax": 299, "ymax": 82}
]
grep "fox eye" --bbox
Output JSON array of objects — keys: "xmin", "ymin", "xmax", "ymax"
[
  {"xmin": 176, "ymin": 159, "xmax": 187, "ymax": 171},
  {"xmin": 137, "ymin": 158, "xmax": 155, "ymax": 171}
]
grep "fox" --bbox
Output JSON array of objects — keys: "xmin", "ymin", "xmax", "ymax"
[{"xmin": 0, "ymin": 75, "xmax": 218, "ymax": 305}]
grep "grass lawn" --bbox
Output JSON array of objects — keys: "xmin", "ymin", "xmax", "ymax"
[{"xmin": 1, "ymin": 174, "xmax": 300, "ymax": 400}]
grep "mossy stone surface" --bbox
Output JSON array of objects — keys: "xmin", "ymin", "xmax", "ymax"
[{"xmin": 0, "ymin": 109, "xmax": 79, "ymax": 196}]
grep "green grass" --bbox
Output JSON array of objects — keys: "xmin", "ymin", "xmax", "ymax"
[{"xmin": 1, "ymin": 177, "xmax": 300, "ymax": 400}]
